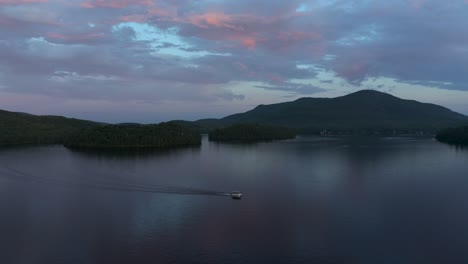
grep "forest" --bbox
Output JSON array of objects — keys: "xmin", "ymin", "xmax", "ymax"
[
  {"xmin": 0, "ymin": 110, "xmax": 98, "ymax": 146},
  {"xmin": 208, "ymin": 123, "xmax": 296, "ymax": 142},
  {"xmin": 436, "ymin": 126, "xmax": 468, "ymax": 145},
  {"xmin": 64, "ymin": 122, "xmax": 201, "ymax": 149}
]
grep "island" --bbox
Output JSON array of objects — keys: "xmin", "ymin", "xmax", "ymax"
[
  {"xmin": 436, "ymin": 126, "xmax": 468, "ymax": 145},
  {"xmin": 208, "ymin": 123, "xmax": 296, "ymax": 142},
  {"xmin": 64, "ymin": 122, "xmax": 201, "ymax": 149}
]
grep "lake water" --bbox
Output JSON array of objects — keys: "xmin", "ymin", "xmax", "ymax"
[{"xmin": 1, "ymin": 136, "xmax": 468, "ymax": 264}]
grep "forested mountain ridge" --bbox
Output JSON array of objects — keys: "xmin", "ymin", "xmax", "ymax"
[
  {"xmin": 2, "ymin": 90, "xmax": 468, "ymax": 146},
  {"xmin": 197, "ymin": 90, "xmax": 468, "ymax": 134}
]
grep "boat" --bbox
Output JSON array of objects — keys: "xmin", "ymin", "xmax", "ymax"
[{"xmin": 230, "ymin": 191, "xmax": 242, "ymax": 199}]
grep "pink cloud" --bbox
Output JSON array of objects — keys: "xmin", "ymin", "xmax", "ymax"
[
  {"xmin": 148, "ymin": 7, "xmax": 177, "ymax": 17},
  {"xmin": 81, "ymin": 0, "xmax": 154, "ymax": 9},
  {"xmin": 276, "ymin": 31, "xmax": 323, "ymax": 51},
  {"xmin": 121, "ymin": 10, "xmax": 265, "ymax": 49},
  {"xmin": 0, "ymin": 16, "xmax": 19, "ymax": 27},
  {"xmin": 187, "ymin": 12, "xmax": 248, "ymax": 31},
  {"xmin": 119, "ymin": 14, "xmax": 147, "ymax": 23},
  {"xmin": 241, "ymin": 37, "xmax": 256, "ymax": 49},
  {"xmin": 335, "ymin": 61, "xmax": 369, "ymax": 82},
  {"xmin": 309, "ymin": 41, "xmax": 327, "ymax": 58},
  {"xmin": 117, "ymin": 8, "xmax": 323, "ymax": 52},
  {"xmin": 180, "ymin": 12, "xmax": 322, "ymax": 50},
  {"xmin": 119, "ymin": 6, "xmax": 177, "ymax": 23},
  {"xmin": 269, "ymin": 74, "xmax": 284, "ymax": 83},
  {"xmin": 204, "ymin": 33, "xmax": 261, "ymax": 50}
]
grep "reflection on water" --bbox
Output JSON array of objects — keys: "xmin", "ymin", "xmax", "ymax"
[{"xmin": 1, "ymin": 136, "xmax": 468, "ymax": 263}]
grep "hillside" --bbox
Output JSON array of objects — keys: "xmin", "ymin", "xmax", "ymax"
[
  {"xmin": 0, "ymin": 110, "xmax": 100, "ymax": 145},
  {"xmin": 3, "ymin": 90, "xmax": 468, "ymax": 145},
  {"xmin": 199, "ymin": 90, "xmax": 468, "ymax": 134},
  {"xmin": 64, "ymin": 122, "xmax": 201, "ymax": 149}
]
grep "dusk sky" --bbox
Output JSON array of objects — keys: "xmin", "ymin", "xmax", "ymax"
[{"xmin": 1, "ymin": 0, "xmax": 468, "ymax": 123}]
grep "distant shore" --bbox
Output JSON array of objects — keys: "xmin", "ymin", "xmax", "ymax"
[
  {"xmin": 208, "ymin": 123, "xmax": 296, "ymax": 143},
  {"xmin": 436, "ymin": 126, "xmax": 468, "ymax": 145},
  {"xmin": 64, "ymin": 123, "xmax": 201, "ymax": 149}
]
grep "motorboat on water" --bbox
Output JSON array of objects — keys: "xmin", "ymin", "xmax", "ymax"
[{"xmin": 230, "ymin": 191, "xmax": 242, "ymax": 199}]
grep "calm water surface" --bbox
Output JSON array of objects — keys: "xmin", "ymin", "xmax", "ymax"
[{"xmin": 1, "ymin": 136, "xmax": 468, "ymax": 264}]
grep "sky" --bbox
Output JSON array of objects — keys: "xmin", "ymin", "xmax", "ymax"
[{"xmin": 1, "ymin": 0, "xmax": 468, "ymax": 123}]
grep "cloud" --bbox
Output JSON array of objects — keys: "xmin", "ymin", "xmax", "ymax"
[
  {"xmin": 81, "ymin": 0, "xmax": 154, "ymax": 9},
  {"xmin": 0, "ymin": 0, "xmax": 48, "ymax": 4},
  {"xmin": 408, "ymin": 0, "xmax": 426, "ymax": 9},
  {"xmin": 256, "ymin": 83, "xmax": 326, "ymax": 95},
  {"xmin": 1, "ymin": 0, "xmax": 468, "ymax": 121},
  {"xmin": 46, "ymin": 32, "xmax": 108, "ymax": 44},
  {"xmin": 49, "ymin": 71, "xmax": 121, "ymax": 83},
  {"xmin": 215, "ymin": 90, "xmax": 245, "ymax": 101}
]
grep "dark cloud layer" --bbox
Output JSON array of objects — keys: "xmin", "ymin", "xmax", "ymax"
[{"xmin": 0, "ymin": 0, "xmax": 467, "ymax": 121}]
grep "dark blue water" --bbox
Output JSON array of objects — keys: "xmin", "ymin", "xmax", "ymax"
[{"xmin": 1, "ymin": 136, "xmax": 468, "ymax": 264}]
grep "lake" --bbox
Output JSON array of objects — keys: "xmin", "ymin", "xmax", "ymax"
[{"xmin": 1, "ymin": 136, "xmax": 468, "ymax": 264}]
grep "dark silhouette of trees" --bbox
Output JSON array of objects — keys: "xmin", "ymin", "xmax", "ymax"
[
  {"xmin": 0, "ymin": 110, "xmax": 98, "ymax": 145},
  {"xmin": 209, "ymin": 123, "xmax": 295, "ymax": 142},
  {"xmin": 436, "ymin": 126, "xmax": 468, "ymax": 145},
  {"xmin": 64, "ymin": 122, "xmax": 201, "ymax": 149}
]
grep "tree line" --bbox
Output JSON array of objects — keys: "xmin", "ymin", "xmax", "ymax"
[
  {"xmin": 208, "ymin": 123, "xmax": 296, "ymax": 142},
  {"xmin": 436, "ymin": 126, "xmax": 468, "ymax": 145},
  {"xmin": 0, "ymin": 111, "xmax": 98, "ymax": 146},
  {"xmin": 64, "ymin": 122, "xmax": 201, "ymax": 149}
]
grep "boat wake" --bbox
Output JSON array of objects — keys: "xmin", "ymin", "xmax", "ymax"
[{"xmin": 0, "ymin": 166, "xmax": 231, "ymax": 197}]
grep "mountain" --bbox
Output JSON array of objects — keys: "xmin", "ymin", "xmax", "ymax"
[
  {"xmin": 198, "ymin": 90, "xmax": 468, "ymax": 134},
  {"xmin": 0, "ymin": 109, "xmax": 100, "ymax": 145},
  {"xmin": 2, "ymin": 90, "xmax": 467, "ymax": 145}
]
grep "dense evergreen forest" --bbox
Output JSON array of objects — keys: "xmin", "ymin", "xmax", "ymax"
[
  {"xmin": 436, "ymin": 126, "xmax": 468, "ymax": 145},
  {"xmin": 64, "ymin": 122, "xmax": 201, "ymax": 149},
  {"xmin": 197, "ymin": 90, "xmax": 468, "ymax": 134},
  {"xmin": 209, "ymin": 123, "xmax": 295, "ymax": 142},
  {"xmin": 0, "ymin": 110, "xmax": 99, "ymax": 146}
]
